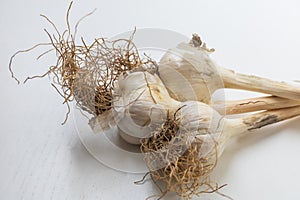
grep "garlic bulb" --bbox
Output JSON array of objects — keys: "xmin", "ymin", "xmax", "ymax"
[
  {"xmin": 141, "ymin": 101, "xmax": 300, "ymax": 199},
  {"xmin": 158, "ymin": 42, "xmax": 223, "ymax": 104},
  {"xmin": 159, "ymin": 35, "xmax": 300, "ymax": 103},
  {"xmin": 113, "ymin": 71, "xmax": 180, "ymax": 143},
  {"xmin": 176, "ymin": 101, "xmax": 300, "ymax": 156},
  {"xmin": 141, "ymin": 101, "xmax": 300, "ymax": 198}
]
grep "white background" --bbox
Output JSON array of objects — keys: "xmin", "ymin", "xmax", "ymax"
[{"xmin": 1, "ymin": 0, "xmax": 300, "ymax": 199}]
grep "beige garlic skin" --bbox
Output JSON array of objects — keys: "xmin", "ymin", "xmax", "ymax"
[
  {"xmin": 159, "ymin": 42, "xmax": 224, "ymax": 104},
  {"xmin": 159, "ymin": 40, "xmax": 300, "ymax": 104},
  {"xmin": 113, "ymin": 71, "xmax": 180, "ymax": 144},
  {"xmin": 173, "ymin": 101, "xmax": 240, "ymax": 158}
]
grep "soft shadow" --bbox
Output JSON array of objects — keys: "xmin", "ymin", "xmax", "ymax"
[
  {"xmin": 69, "ymin": 135, "xmax": 104, "ymax": 169},
  {"xmin": 210, "ymin": 117, "xmax": 300, "ymax": 199}
]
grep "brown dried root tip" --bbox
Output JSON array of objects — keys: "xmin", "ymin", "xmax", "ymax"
[
  {"xmin": 141, "ymin": 113, "xmax": 226, "ymax": 200},
  {"xmin": 8, "ymin": 43, "xmax": 53, "ymax": 85},
  {"xmin": 190, "ymin": 33, "xmax": 215, "ymax": 52},
  {"xmin": 134, "ymin": 172, "xmax": 150, "ymax": 185},
  {"xmin": 8, "ymin": 2, "xmax": 83, "ymax": 124}
]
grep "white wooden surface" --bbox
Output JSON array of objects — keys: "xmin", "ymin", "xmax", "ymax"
[{"xmin": 1, "ymin": 0, "xmax": 300, "ymax": 199}]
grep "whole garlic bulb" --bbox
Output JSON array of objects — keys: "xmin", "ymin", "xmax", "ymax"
[
  {"xmin": 141, "ymin": 102, "xmax": 300, "ymax": 200},
  {"xmin": 144, "ymin": 101, "xmax": 300, "ymax": 171},
  {"xmin": 159, "ymin": 42, "xmax": 224, "ymax": 104},
  {"xmin": 159, "ymin": 35, "xmax": 300, "ymax": 103},
  {"xmin": 113, "ymin": 71, "xmax": 180, "ymax": 144}
]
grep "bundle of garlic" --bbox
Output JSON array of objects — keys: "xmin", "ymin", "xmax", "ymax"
[
  {"xmin": 141, "ymin": 101, "xmax": 300, "ymax": 199},
  {"xmin": 159, "ymin": 34, "xmax": 300, "ymax": 104},
  {"xmin": 8, "ymin": 3, "xmax": 300, "ymax": 198}
]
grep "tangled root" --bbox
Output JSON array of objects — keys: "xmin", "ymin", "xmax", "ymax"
[
  {"xmin": 71, "ymin": 36, "xmax": 144, "ymax": 116},
  {"xmin": 9, "ymin": 2, "xmax": 152, "ymax": 124},
  {"xmin": 141, "ymin": 111, "xmax": 228, "ymax": 200}
]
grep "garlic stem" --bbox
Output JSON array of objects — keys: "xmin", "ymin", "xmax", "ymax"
[
  {"xmin": 213, "ymin": 95, "xmax": 300, "ymax": 115},
  {"xmin": 224, "ymin": 105, "xmax": 300, "ymax": 138},
  {"xmin": 220, "ymin": 67, "xmax": 300, "ymax": 101}
]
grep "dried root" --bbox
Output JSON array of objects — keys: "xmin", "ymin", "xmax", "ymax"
[
  {"xmin": 141, "ymin": 111, "xmax": 228, "ymax": 200},
  {"xmin": 71, "ymin": 36, "xmax": 144, "ymax": 116},
  {"xmin": 8, "ymin": 2, "xmax": 151, "ymax": 124},
  {"xmin": 190, "ymin": 33, "xmax": 215, "ymax": 52}
]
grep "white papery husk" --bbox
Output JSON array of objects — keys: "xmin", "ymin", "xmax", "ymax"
[
  {"xmin": 113, "ymin": 71, "xmax": 180, "ymax": 143},
  {"xmin": 159, "ymin": 42, "xmax": 224, "ymax": 104}
]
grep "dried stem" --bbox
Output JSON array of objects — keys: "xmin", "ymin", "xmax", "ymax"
[
  {"xmin": 242, "ymin": 105, "xmax": 300, "ymax": 131},
  {"xmin": 213, "ymin": 96, "xmax": 300, "ymax": 115},
  {"xmin": 221, "ymin": 67, "xmax": 300, "ymax": 101}
]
